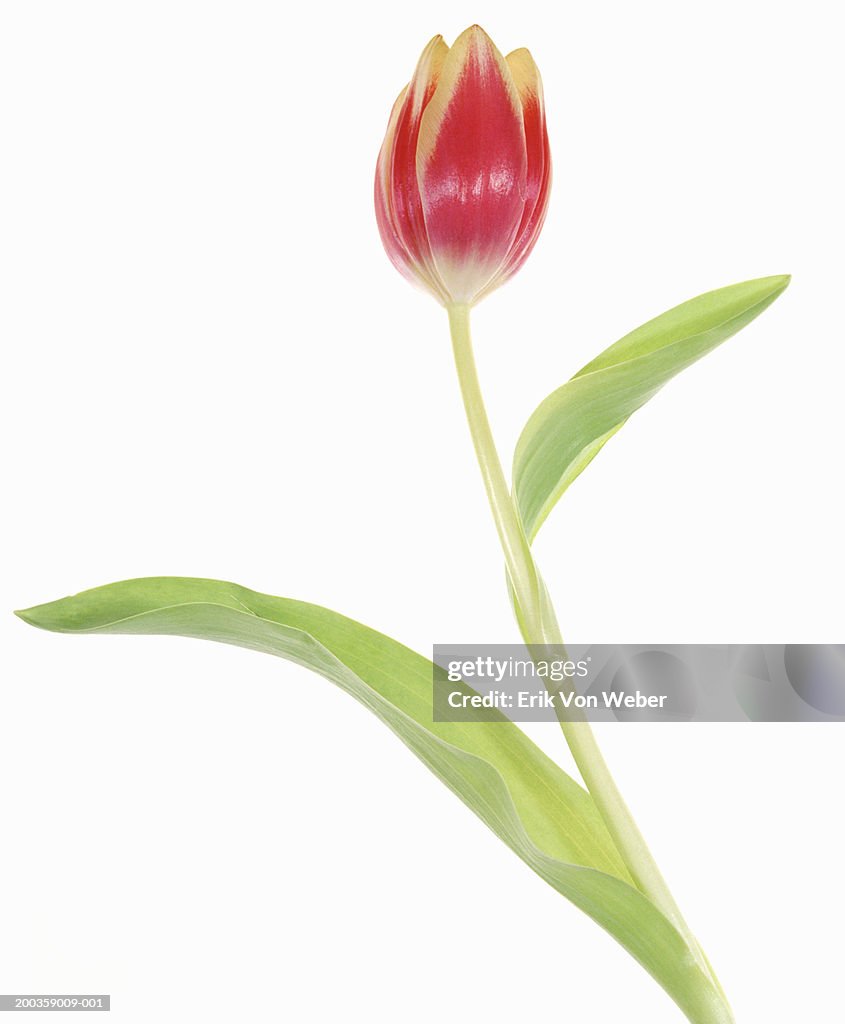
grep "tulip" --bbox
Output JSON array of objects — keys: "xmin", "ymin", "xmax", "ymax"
[{"xmin": 375, "ymin": 25, "xmax": 551, "ymax": 307}]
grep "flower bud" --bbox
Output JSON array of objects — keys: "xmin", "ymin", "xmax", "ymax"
[{"xmin": 375, "ymin": 25, "xmax": 551, "ymax": 307}]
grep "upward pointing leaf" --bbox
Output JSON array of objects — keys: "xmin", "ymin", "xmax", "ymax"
[
  {"xmin": 513, "ymin": 275, "xmax": 790, "ymax": 540},
  {"xmin": 17, "ymin": 577, "xmax": 732, "ymax": 1023}
]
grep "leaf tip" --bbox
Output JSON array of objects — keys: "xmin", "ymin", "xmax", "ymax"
[
  {"xmin": 14, "ymin": 597, "xmax": 80, "ymax": 633},
  {"xmin": 15, "ymin": 605, "xmax": 50, "ymax": 629},
  {"xmin": 752, "ymin": 273, "xmax": 790, "ymax": 301}
]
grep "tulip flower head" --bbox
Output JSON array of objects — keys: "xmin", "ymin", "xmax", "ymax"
[{"xmin": 375, "ymin": 25, "xmax": 551, "ymax": 307}]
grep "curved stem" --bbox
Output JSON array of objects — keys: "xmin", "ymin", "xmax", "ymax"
[
  {"xmin": 448, "ymin": 303, "xmax": 723, "ymax": 996},
  {"xmin": 447, "ymin": 305, "xmax": 547, "ymax": 637}
]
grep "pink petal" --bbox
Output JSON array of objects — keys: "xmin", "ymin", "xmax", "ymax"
[
  {"xmin": 382, "ymin": 36, "xmax": 450, "ymax": 302},
  {"xmin": 494, "ymin": 48, "xmax": 551, "ymax": 286},
  {"xmin": 416, "ymin": 26, "xmax": 527, "ymax": 305}
]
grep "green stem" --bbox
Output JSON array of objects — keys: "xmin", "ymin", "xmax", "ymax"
[
  {"xmin": 447, "ymin": 304, "xmax": 546, "ymax": 639},
  {"xmin": 448, "ymin": 303, "xmax": 723, "ymax": 996}
]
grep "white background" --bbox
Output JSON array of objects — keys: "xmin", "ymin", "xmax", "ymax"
[{"xmin": 1, "ymin": 1, "xmax": 843, "ymax": 1021}]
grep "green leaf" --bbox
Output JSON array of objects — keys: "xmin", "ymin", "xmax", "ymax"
[
  {"xmin": 513, "ymin": 275, "xmax": 790, "ymax": 540},
  {"xmin": 18, "ymin": 577, "xmax": 732, "ymax": 1023}
]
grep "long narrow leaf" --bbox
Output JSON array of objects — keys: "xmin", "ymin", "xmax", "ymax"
[
  {"xmin": 18, "ymin": 577, "xmax": 731, "ymax": 1023},
  {"xmin": 513, "ymin": 275, "xmax": 790, "ymax": 539}
]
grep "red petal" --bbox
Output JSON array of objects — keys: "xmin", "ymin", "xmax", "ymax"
[
  {"xmin": 384, "ymin": 36, "xmax": 450, "ymax": 302},
  {"xmin": 416, "ymin": 26, "xmax": 527, "ymax": 304},
  {"xmin": 477, "ymin": 48, "xmax": 551, "ymax": 300},
  {"xmin": 375, "ymin": 86, "xmax": 415, "ymax": 283}
]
